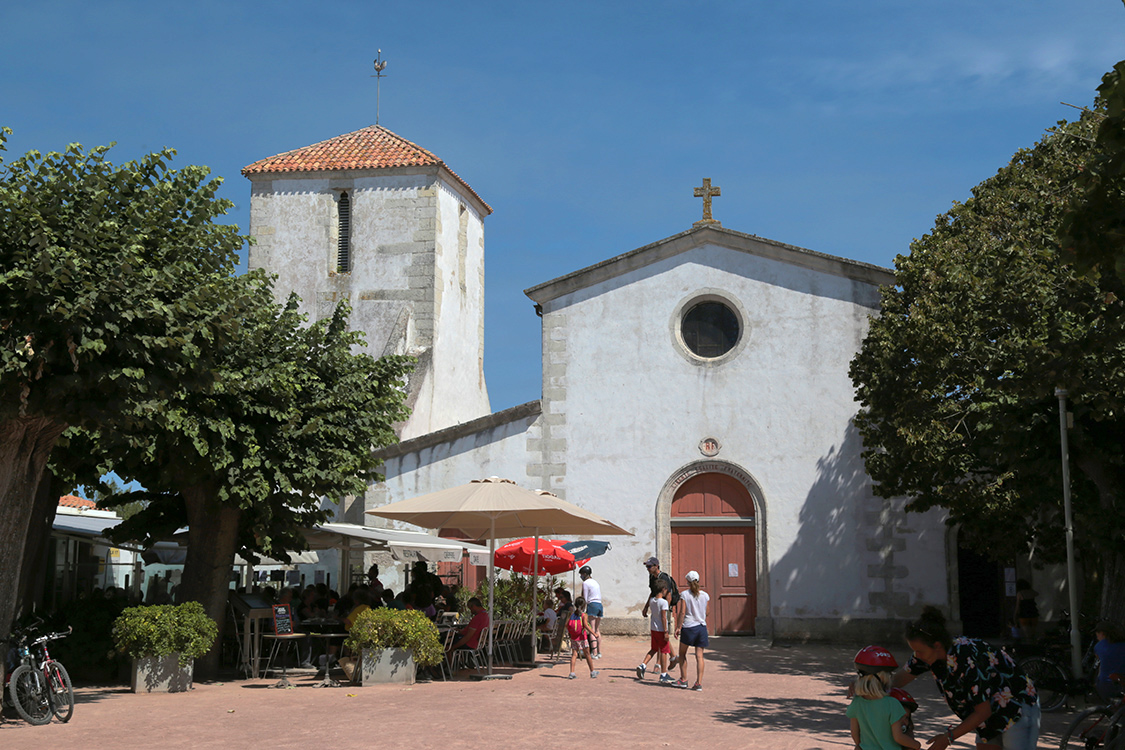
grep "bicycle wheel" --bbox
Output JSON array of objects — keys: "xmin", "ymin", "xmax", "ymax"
[
  {"xmin": 46, "ymin": 661, "xmax": 74, "ymax": 722},
  {"xmin": 7, "ymin": 664, "xmax": 51, "ymax": 725},
  {"xmin": 1059, "ymin": 706, "xmax": 1118, "ymax": 749},
  {"xmin": 1021, "ymin": 655, "xmax": 1069, "ymax": 712}
]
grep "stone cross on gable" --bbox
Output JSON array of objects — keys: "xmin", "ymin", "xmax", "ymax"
[{"xmin": 693, "ymin": 178, "xmax": 722, "ymax": 227}]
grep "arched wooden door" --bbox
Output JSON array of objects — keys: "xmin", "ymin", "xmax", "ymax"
[{"xmin": 671, "ymin": 473, "xmax": 756, "ymax": 634}]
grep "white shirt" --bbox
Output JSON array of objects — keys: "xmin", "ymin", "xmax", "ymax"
[
  {"xmin": 581, "ymin": 578, "xmax": 602, "ymax": 604},
  {"xmin": 681, "ymin": 589, "xmax": 709, "ymax": 628},
  {"xmin": 649, "ymin": 596, "xmax": 668, "ymax": 632},
  {"xmin": 540, "ymin": 607, "xmax": 557, "ymax": 630}
]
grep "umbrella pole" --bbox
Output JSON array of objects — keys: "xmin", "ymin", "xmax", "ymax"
[
  {"xmin": 487, "ymin": 517, "xmax": 495, "ymax": 676},
  {"xmin": 531, "ymin": 530, "xmax": 539, "ymax": 663}
]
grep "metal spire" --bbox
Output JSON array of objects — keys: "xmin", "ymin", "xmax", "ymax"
[{"xmin": 371, "ymin": 50, "xmax": 388, "ymax": 125}]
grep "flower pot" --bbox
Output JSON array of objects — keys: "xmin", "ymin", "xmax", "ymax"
[
  {"xmin": 358, "ymin": 648, "xmax": 415, "ymax": 685},
  {"xmin": 131, "ymin": 654, "xmax": 193, "ymax": 693}
]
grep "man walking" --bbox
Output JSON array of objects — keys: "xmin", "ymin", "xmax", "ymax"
[{"xmin": 641, "ymin": 557, "xmax": 681, "ymax": 639}]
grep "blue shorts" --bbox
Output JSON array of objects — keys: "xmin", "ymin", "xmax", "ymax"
[
  {"xmin": 680, "ymin": 624, "xmax": 709, "ymax": 648},
  {"xmin": 586, "ymin": 602, "xmax": 603, "ymax": 618}
]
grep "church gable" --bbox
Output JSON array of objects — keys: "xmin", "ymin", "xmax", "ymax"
[{"xmin": 524, "ymin": 224, "xmax": 893, "ymax": 307}]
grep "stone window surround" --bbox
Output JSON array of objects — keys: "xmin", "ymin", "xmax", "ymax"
[
  {"xmin": 328, "ymin": 184, "xmax": 356, "ymax": 276},
  {"xmin": 669, "ymin": 289, "xmax": 750, "ymax": 366}
]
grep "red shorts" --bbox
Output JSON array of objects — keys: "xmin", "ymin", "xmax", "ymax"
[{"xmin": 650, "ymin": 630, "xmax": 671, "ymax": 654}]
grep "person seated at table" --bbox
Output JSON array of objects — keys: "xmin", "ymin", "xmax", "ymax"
[
  {"xmin": 537, "ymin": 597, "xmax": 558, "ymax": 634},
  {"xmin": 382, "ymin": 589, "xmax": 403, "ymax": 610},
  {"xmin": 401, "ymin": 591, "xmax": 416, "ymax": 611},
  {"xmin": 448, "ymin": 597, "xmax": 489, "ymax": 655},
  {"xmin": 554, "ymin": 588, "xmax": 574, "ymax": 623},
  {"xmin": 298, "ymin": 587, "xmax": 322, "ymax": 621},
  {"xmin": 343, "ymin": 589, "xmax": 372, "ymax": 631},
  {"xmin": 421, "ymin": 595, "xmax": 439, "ymax": 620}
]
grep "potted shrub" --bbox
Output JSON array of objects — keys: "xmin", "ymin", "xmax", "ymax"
[
  {"xmin": 343, "ymin": 608, "xmax": 442, "ymax": 685},
  {"xmin": 112, "ymin": 601, "xmax": 217, "ymax": 693}
]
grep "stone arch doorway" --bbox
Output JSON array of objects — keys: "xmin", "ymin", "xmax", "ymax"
[{"xmin": 671, "ymin": 472, "xmax": 757, "ymax": 634}]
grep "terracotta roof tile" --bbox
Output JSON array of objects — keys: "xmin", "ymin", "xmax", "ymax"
[
  {"xmin": 58, "ymin": 495, "xmax": 97, "ymax": 509},
  {"xmin": 242, "ymin": 125, "xmax": 491, "ymax": 214}
]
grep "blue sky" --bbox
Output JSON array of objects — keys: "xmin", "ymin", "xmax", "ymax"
[{"xmin": 3, "ymin": 1, "xmax": 1124, "ymax": 411}]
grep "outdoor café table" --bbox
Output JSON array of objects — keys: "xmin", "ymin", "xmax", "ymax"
[{"xmin": 306, "ymin": 632, "xmax": 347, "ymax": 688}]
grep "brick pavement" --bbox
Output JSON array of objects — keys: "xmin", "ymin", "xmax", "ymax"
[{"xmin": 1, "ymin": 637, "xmax": 1075, "ymax": 749}]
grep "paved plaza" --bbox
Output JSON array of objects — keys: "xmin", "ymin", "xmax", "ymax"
[{"xmin": 2, "ymin": 637, "xmax": 1075, "ymax": 749}]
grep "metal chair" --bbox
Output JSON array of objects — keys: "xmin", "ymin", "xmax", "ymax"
[{"xmin": 548, "ymin": 614, "xmax": 570, "ymax": 662}]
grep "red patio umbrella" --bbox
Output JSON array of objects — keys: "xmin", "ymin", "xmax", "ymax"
[{"xmin": 493, "ymin": 537, "xmax": 589, "ymax": 575}]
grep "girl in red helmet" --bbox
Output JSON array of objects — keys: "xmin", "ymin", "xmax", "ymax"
[{"xmin": 848, "ymin": 670, "xmax": 922, "ymax": 750}]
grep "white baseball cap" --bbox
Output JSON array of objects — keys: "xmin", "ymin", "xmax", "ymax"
[{"xmin": 686, "ymin": 570, "xmax": 699, "ymax": 582}]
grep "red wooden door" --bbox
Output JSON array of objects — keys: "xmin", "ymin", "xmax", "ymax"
[{"xmin": 671, "ymin": 473, "xmax": 756, "ymax": 635}]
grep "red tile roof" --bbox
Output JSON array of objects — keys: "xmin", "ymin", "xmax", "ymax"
[
  {"xmin": 58, "ymin": 495, "xmax": 97, "ymax": 509},
  {"xmin": 242, "ymin": 125, "xmax": 491, "ymax": 214}
]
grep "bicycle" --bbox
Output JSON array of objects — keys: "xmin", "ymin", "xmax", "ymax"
[
  {"xmin": 3, "ymin": 619, "xmax": 74, "ymax": 725},
  {"xmin": 1014, "ymin": 630, "xmax": 1099, "ymax": 712},
  {"xmin": 1058, "ymin": 675, "xmax": 1125, "ymax": 749}
]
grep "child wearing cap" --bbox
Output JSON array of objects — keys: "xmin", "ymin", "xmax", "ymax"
[{"xmin": 670, "ymin": 570, "xmax": 709, "ymax": 690}]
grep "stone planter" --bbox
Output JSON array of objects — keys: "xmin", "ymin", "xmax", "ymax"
[
  {"xmin": 358, "ymin": 648, "xmax": 415, "ymax": 685},
  {"xmin": 130, "ymin": 654, "xmax": 193, "ymax": 693}
]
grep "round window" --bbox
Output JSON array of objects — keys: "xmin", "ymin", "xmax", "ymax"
[{"xmin": 681, "ymin": 301, "xmax": 740, "ymax": 358}]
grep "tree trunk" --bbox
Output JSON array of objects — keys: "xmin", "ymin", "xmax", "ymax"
[
  {"xmin": 1100, "ymin": 546, "xmax": 1125, "ymax": 624},
  {"xmin": 1073, "ymin": 454, "xmax": 1125, "ymax": 621},
  {"xmin": 16, "ymin": 470, "xmax": 63, "ymax": 616},
  {"xmin": 176, "ymin": 485, "xmax": 241, "ymax": 681},
  {"xmin": 0, "ymin": 417, "xmax": 67, "ymax": 639}
]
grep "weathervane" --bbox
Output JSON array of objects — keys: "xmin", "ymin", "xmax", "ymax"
[{"xmin": 371, "ymin": 50, "xmax": 388, "ymax": 125}]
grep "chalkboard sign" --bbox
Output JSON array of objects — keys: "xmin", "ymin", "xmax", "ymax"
[{"xmin": 272, "ymin": 604, "xmax": 294, "ymax": 635}]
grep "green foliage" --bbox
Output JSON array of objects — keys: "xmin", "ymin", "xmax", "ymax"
[
  {"xmin": 112, "ymin": 602, "xmax": 217, "ymax": 666},
  {"xmin": 458, "ymin": 574, "xmax": 561, "ymax": 622},
  {"xmin": 344, "ymin": 608, "xmax": 442, "ymax": 666},
  {"xmin": 0, "ymin": 130, "xmax": 244, "ymax": 428},
  {"xmin": 98, "ymin": 289, "xmax": 413, "ymax": 563},
  {"xmin": 1061, "ymin": 61, "xmax": 1125, "ymax": 279},
  {"xmin": 849, "ymin": 106, "xmax": 1125, "ymax": 592}
]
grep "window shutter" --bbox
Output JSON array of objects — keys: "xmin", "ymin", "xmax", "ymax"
[{"xmin": 337, "ymin": 192, "xmax": 351, "ymax": 273}]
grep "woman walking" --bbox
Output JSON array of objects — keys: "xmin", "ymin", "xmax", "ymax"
[
  {"xmin": 670, "ymin": 570, "xmax": 709, "ymax": 691},
  {"xmin": 896, "ymin": 606, "xmax": 1039, "ymax": 749}
]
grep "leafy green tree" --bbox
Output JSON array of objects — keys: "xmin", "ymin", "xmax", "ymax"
[
  {"xmin": 1060, "ymin": 61, "xmax": 1125, "ymax": 278},
  {"xmin": 97, "ymin": 288, "xmax": 411, "ymax": 678},
  {"xmin": 0, "ymin": 130, "xmax": 246, "ymax": 637},
  {"xmin": 850, "ymin": 109, "xmax": 1125, "ymax": 622}
]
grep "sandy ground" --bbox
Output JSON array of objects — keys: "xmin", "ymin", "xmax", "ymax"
[{"xmin": 1, "ymin": 637, "xmax": 1077, "ymax": 749}]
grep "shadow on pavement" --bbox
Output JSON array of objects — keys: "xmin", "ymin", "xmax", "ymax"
[{"xmin": 713, "ymin": 696, "xmax": 847, "ymax": 733}]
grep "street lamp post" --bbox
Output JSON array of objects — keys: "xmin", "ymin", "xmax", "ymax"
[{"xmin": 1055, "ymin": 387, "xmax": 1083, "ymax": 679}]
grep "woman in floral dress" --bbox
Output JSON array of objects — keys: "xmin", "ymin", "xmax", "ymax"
[{"xmin": 894, "ymin": 606, "xmax": 1039, "ymax": 750}]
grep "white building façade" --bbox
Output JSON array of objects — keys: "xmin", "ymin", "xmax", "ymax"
[{"xmin": 245, "ymin": 125, "xmax": 957, "ymax": 641}]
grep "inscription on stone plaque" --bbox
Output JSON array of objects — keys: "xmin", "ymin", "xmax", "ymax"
[{"xmin": 699, "ymin": 437, "xmax": 721, "ymax": 457}]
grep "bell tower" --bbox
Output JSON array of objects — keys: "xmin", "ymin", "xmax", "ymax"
[{"xmin": 243, "ymin": 125, "xmax": 492, "ymax": 439}]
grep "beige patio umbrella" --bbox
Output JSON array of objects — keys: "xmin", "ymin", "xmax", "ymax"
[{"xmin": 365, "ymin": 477, "xmax": 632, "ymax": 677}]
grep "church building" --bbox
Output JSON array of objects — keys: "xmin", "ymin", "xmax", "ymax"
[{"xmin": 243, "ymin": 125, "xmax": 962, "ymax": 641}]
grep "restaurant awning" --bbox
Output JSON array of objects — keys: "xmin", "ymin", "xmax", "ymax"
[
  {"xmin": 52, "ymin": 514, "xmax": 319, "ymax": 565},
  {"xmin": 303, "ymin": 522, "xmax": 490, "ymax": 566}
]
